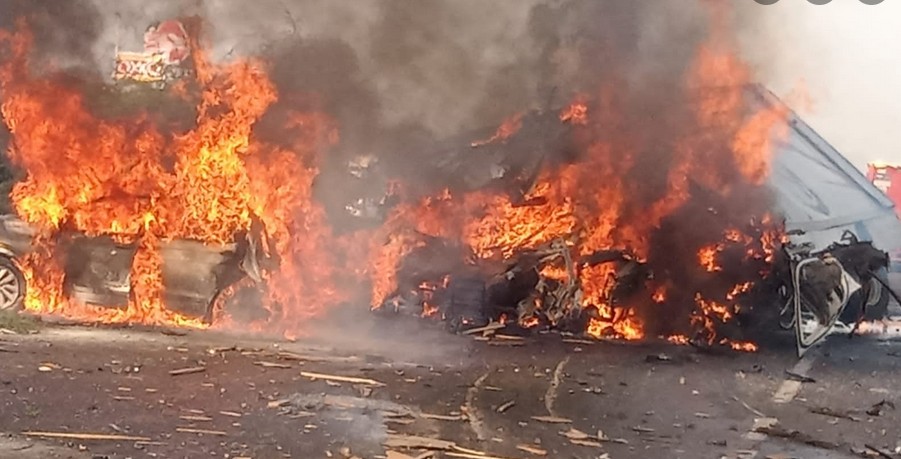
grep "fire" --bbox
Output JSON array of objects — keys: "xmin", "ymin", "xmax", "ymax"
[
  {"xmin": 471, "ymin": 113, "xmax": 524, "ymax": 147},
  {"xmin": 560, "ymin": 99, "xmax": 588, "ymax": 125},
  {"xmin": 698, "ymin": 245, "xmax": 724, "ymax": 273},
  {"xmin": 652, "ymin": 286, "xmax": 667, "ymax": 303},
  {"xmin": 0, "ymin": 3, "xmax": 784, "ymax": 351},
  {"xmin": 0, "ymin": 21, "xmax": 341, "ymax": 333},
  {"xmin": 726, "ymin": 340, "xmax": 759, "ymax": 353},
  {"xmin": 726, "ymin": 282, "xmax": 754, "ymax": 301}
]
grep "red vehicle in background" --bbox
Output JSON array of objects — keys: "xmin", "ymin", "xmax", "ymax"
[
  {"xmin": 868, "ymin": 162, "xmax": 901, "ymax": 220},
  {"xmin": 867, "ymin": 162, "xmax": 901, "ymax": 274}
]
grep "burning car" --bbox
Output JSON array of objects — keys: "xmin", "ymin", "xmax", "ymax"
[{"xmin": 0, "ymin": 213, "xmax": 270, "ymax": 325}]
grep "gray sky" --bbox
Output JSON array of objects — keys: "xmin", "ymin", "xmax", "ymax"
[{"xmin": 741, "ymin": 0, "xmax": 901, "ymax": 170}]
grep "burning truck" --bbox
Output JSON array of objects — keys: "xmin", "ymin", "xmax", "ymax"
[{"xmin": 0, "ymin": 13, "xmax": 898, "ymax": 355}]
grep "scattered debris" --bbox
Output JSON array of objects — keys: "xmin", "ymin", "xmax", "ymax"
[
  {"xmin": 300, "ymin": 371, "xmax": 386, "ymax": 387},
  {"xmin": 169, "ymin": 366, "xmax": 206, "ymax": 376},
  {"xmin": 754, "ymin": 424, "xmax": 840, "ymax": 450},
  {"xmin": 175, "ymin": 427, "xmax": 228, "ymax": 436},
  {"xmin": 462, "ymin": 322, "xmax": 507, "ymax": 336},
  {"xmin": 632, "ymin": 426, "xmax": 655, "ymax": 433},
  {"xmin": 160, "ymin": 328, "xmax": 188, "ymax": 336},
  {"xmin": 809, "ymin": 406, "xmax": 861, "ymax": 422},
  {"xmin": 516, "ymin": 444, "xmax": 547, "ymax": 456},
  {"xmin": 386, "ymin": 452, "xmax": 415, "ymax": 459},
  {"xmin": 268, "ymin": 399, "xmax": 291, "ymax": 409},
  {"xmin": 866, "ymin": 400, "xmax": 896, "ymax": 417},
  {"xmin": 560, "ymin": 428, "xmax": 590, "ymax": 441},
  {"xmin": 277, "ymin": 351, "xmax": 361, "ymax": 363},
  {"xmin": 645, "ymin": 353, "xmax": 671, "ymax": 363},
  {"xmin": 731, "ymin": 395, "xmax": 766, "ymax": 417},
  {"xmin": 22, "ymin": 431, "xmax": 151, "ymax": 441},
  {"xmin": 254, "ymin": 361, "xmax": 292, "ymax": 369},
  {"xmin": 420, "ymin": 413, "xmax": 465, "ymax": 422},
  {"xmin": 496, "ymin": 400, "xmax": 516, "ymax": 413},
  {"xmin": 464, "ymin": 372, "xmax": 490, "ymax": 441},
  {"xmin": 445, "ymin": 452, "xmax": 518, "ymax": 459},
  {"xmin": 179, "ymin": 415, "xmax": 213, "ymax": 422},
  {"xmin": 545, "ymin": 356, "xmax": 570, "ymax": 417},
  {"xmin": 569, "ymin": 438, "xmax": 604, "ymax": 448},
  {"xmin": 864, "ymin": 444, "xmax": 898, "ymax": 459},
  {"xmin": 752, "ymin": 418, "xmax": 779, "ymax": 431},
  {"xmin": 383, "ymin": 434, "xmax": 456, "ymax": 450},
  {"xmin": 530, "ymin": 415, "xmax": 572, "ymax": 424},
  {"xmin": 784, "ymin": 370, "xmax": 815, "ymax": 383}
]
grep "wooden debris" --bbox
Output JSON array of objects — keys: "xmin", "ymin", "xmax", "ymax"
[
  {"xmin": 169, "ymin": 367, "xmax": 206, "ymax": 376},
  {"xmin": 561, "ymin": 338, "xmax": 594, "ymax": 345},
  {"xmin": 383, "ymin": 434, "xmax": 455, "ymax": 450},
  {"xmin": 23, "ymin": 431, "xmax": 151, "ymax": 442},
  {"xmin": 445, "ymin": 452, "xmax": 518, "ymax": 459},
  {"xmin": 134, "ymin": 441, "xmax": 168, "ymax": 446},
  {"xmin": 267, "ymin": 399, "xmax": 291, "ymax": 409},
  {"xmin": 545, "ymin": 356, "xmax": 570, "ymax": 418},
  {"xmin": 731, "ymin": 395, "xmax": 767, "ymax": 417},
  {"xmin": 632, "ymin": 426, "xmax": 655, "ymax": 433},
  {"xmin": 384, "ymin": 418, "xmax": 415, "ymax": 426},
  {"xmin": 530, "ymin": 415, "xmax": 572, "ymax": 424},
  {"xmin": 420, "ymin": 413, "xmax": 465, "ymax": 421},
  {"xmin": 516, "ymin": 444, "xmax": 547, "ymax": 456},
  {"xmin": 179, "ymin": 415, "xmax": 213, "ymax": 422},
  {"xmin": 784, "ymin": 370, "xmax": 816, "ymax": 383},
  {"xmin": 219, "ymin": 411, "xmax": 243, "ymax": 418},
  {"xmin": 277, "ymin": 351, "xmax": 360, "ymax": 363},
  {"xmin": 160, "ymin": 328, "xmax": 188, "ymax": 337},
  {"xmin": 300, "ymin": 371, "xmax": 386, "ymax": 387},
  {"xmin": 867, "ymin": 400, "xmax": 895, "ymax": 416},
  {"xmin": 754, "ymin": 425, "xmax": 840, "ymax": 450},
  {"xmin": 569, "ymin": 439, "xmax": 604, "ymax": 448},
  {"xmin": 865, "ymin": 444, "xmax": 898, "ymax": 459},
  {"xmin": 206, "ymin": 346, "xmax": 237, "ymax": 354},
  {"xmin": 493, "ymin": 334, "xmax": 525, "ymax": 341},
  {"xmin": 175, "ymin": 427, "xmax": 227, "ymax": 436},
  {"xmin": 487, "ymin": 341, "xmax": 524, "ymax": 347},
  {"xmin": 386, "ymin": 452, "xmax": 415, "ymax": 459},
  {"xmin": 254, "ymin": 361, "xmax": 292, "ymax": 369},
  {"xmin": 560, "ymin": 428, "xmax": 589, "ymax": 440},
  {"xmin": 809, "ymin": 406, "xmax": 860, "ymax": 422},
  {"xmin": 462, "ymin": 322, "xmax": 506, "ymax": 336},
  {"xmin": 496, "ymin": 400, "xmax": 515, "ymax": 413}
]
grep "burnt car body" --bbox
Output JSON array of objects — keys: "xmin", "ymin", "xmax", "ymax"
[{"xmin": 0, "ymin": 214, "xmax": 261, "ymax": 321}]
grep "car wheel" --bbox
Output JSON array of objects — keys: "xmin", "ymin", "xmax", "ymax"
[{"xmin": 0, "ymin": 257, "xmax": 26, "ymax": 312}]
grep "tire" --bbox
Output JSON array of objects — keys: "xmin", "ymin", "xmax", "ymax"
[{"xmin": 0, "ymin": 256, "xmax": 25, "ymax": 312}]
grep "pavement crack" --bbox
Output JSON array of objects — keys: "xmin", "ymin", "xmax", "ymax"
[
  {"xmin": 545, "ymin": 356, "xmax": 570, "ymax": 417},
  {"xmin": 464, "ymin": 371, "xmax": 490, "ymax": 442}
]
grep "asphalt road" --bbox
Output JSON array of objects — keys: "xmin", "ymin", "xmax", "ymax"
[{"xmin": 0, "ymin": 315, "xmax": 899, "ymax": 459}]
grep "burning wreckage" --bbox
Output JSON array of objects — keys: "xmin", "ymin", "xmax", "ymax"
[{"xmin": 0, "ymin": 19, "xmax": 899, "ymax": 356}]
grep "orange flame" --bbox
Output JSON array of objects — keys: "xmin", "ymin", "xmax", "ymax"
[{"xmin": 471, "ymin": 113, "xmax": 524, "ymax": 147}]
